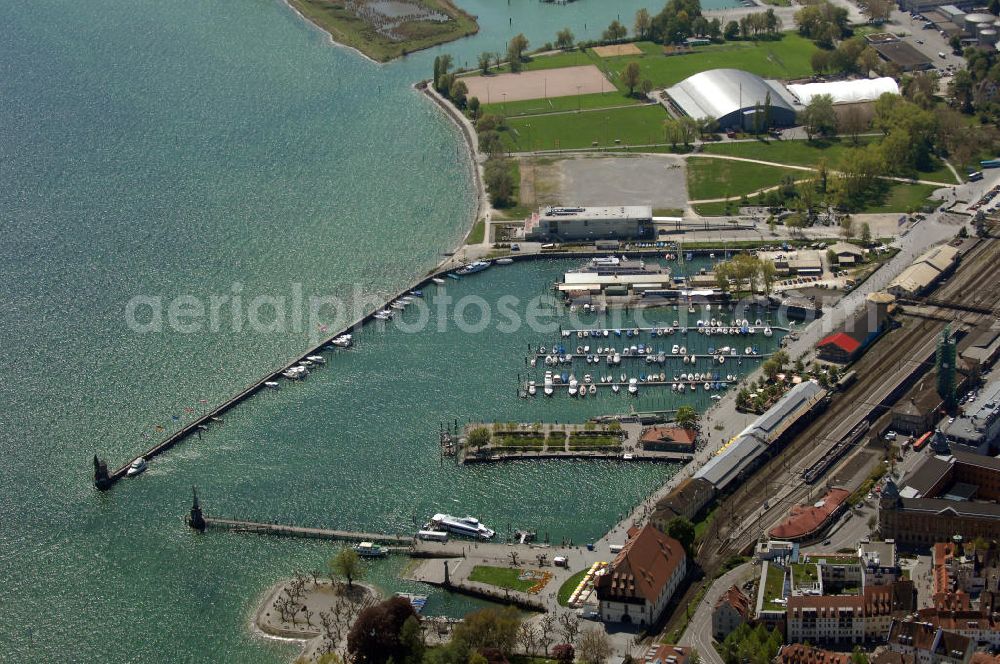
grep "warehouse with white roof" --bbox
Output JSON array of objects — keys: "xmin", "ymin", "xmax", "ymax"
[{"xmin": 785, "ymin": 77, "xmax": 900, "ymax": 105}]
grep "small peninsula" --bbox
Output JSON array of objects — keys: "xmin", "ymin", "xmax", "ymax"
[{"xmin": 287, "ymin": 0, "xmax": 478, "ymax": 62}]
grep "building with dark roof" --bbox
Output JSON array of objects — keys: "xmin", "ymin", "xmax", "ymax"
[
  {"xmin": 880, "ymin": 456, "xmax": 1000, "ymax": 546},
  {"xmin": 872, "ymin": 40, "xmax": 934, "ymax": 71},
  {"xmin": 694, "ymin": 381, "xmax": 826, "ymax": 492},
  {"xmin": 651, "ymin": 477, "xmax": 716, "ymax": 526},
  {"xmin": 712, "ymin": 584, "xmax": 752, "ymax": 640},
  {"xmin": 892, "ymin": 378, "xmax": 945, "ymax": 437},
  {"xmin": 886, "ymin": 620, "xmax": 974, "ymax": 664},
  {"xmin": 816, "ymin": 298, "xmax": 890, "ymax": 363},
  {"xmin": 595, "ymin": 522, "xmax": 687, "ymax": 626}
]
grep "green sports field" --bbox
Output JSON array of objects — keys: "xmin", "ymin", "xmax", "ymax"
[{"xmin": 501, "ymin": 104, "xmax": 670, "ymax": 151}]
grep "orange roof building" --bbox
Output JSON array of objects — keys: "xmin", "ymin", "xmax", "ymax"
[
  {"xmin": 778, "ymin": 644, "xmax": 851, "ymax": 664},
  {"xmin": 712, "ymin": 584, "xmax": 752, "ymax": 640},
  {"xmin": 641, "ymin": 426, "xmax": 697, "ymax": 453},
  {"xmin": 595, "ymin": 522, "xmax": 687, "ymax": 626},
  {"xmin": 769, "ymin": 488, "xmax": 850, "ymax": 541}
]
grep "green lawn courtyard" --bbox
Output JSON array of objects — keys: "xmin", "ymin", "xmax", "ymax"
[{"xmin": 468, "ymin": 565, "xmax": 537, "ymax": 592}]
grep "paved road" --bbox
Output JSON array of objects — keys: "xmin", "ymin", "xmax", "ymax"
[{"xmin": 678, "ymin": 562, "xmax": 755, "ymax": 664}]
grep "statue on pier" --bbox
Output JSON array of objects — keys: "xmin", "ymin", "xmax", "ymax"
[
  {"xmin": 93, "ymin": 455, "xmax": 112, "ymax": 491},
  {"xmin": 188, "ymin": 486, "xmax": 206, "ymax": 532}
]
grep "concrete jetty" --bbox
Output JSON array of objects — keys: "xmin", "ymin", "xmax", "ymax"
[{"xmin": 201, "ymin": 517, "xmax": 413, "ymax": 547}]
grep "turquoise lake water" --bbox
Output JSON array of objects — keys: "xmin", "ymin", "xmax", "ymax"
[{"xmin": 0, "ymin": 0, "xmax": 742, "ymax": 660}]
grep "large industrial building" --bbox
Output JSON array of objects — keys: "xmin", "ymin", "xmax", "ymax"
[
  {"xmin": 664, "ymin": 69, "xmax": 797, "ymax": 130},
  {"xmin": 816, "ymin": 295, "xmax": 891, "ymax": 363},
  {"xmin": 524, "ymin": 205, "xmax": 653, "ymax": 242},
  {"xmin": 664, "ymin": 69, "xmax": 901, "ymax": 131},
  {"xmin": 694, "ymin": 381, "xmax": 827, "ymax": 491},
  {"xmin": 879, "ymin": 451, "xmax": 1000, "ymax": 546},
  {"xmin": 784, "ymin": 78, "xmax": 900, "ymax": 106},
  {"xmin": 887, "ymin": 244, "xmax": 960, "ymax": 298}
]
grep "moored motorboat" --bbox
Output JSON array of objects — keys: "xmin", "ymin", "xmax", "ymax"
[
  {"xmin": 528, "ymin": 381, "xmax": 536, "ymax": 396},
  {"xmin": 354, "ymin": 541, "xmax": 387, "ymax": 558},
  {"xmin": 455, "ymin": 260, "xmax": 492, "ymax": 276},
  {"xmin": 126, "ymin": 457, "xmax": 148, "ymax": 477},
  {"xmin": 264, "ymin": 381, "xmax": 279, "ymax": 389}
]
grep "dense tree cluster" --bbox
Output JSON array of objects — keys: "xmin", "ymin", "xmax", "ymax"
[
  {"xmin": 718, "ymin": 623, "xmax": 783, "ymax": 664},
  {"xmin": 713, "ymin": 254, "xmax": 777, "ymax": 296},
  {"xmin": 794, "ymin": 0, "xmax": 849, "ymax": 48},
  {"xmin": 950, "ymin": 47, "xmax": 1000, "ymax": 121},
  {"xmin": 810, "ymin": 36, "xmax": 881, "ymax": 76},
  {"xmin": 648, "ymin": 0, "xmax": 705, "ymax": 44}
]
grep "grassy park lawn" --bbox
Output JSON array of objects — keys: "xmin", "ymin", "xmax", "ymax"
[
  {"xmin": 288, "ymin": 0, "xmax": 477, "ymax": 62},
  {"xmin": 468, "ymin": 566, "xmax": 536, "ymax": 592},
  {"xmin": 501, "ymin": 105, "xmax": 669, "ymax": 151},
  {"xmin": 703, "ymin": 139, "xmax": 959, "ymax": 184},
  {"xmin": 466, "ymin": 218, "xmax": 485, "ymax": 244},
  {"xmin": 863, "ymin": 182, "xmax": 940, "ymax": 213},
  {"xmin": 493, "ymin": 159, "xmax": 532, "ymax": 220},
  {"xmin": 594, "ymin": 36, "xmax": 818, "ymax": 90},
  {"xmin": 481, "ymin": 91, "xmax": 645, "ymax": 118},
  {"xmin": 687, "ymin": 157, "xmax": 805, "ymax": 201},
  {"xmin": 703, "ymin": 138, "xmax": 869, "ymax": 168},
  {"xmin": 557, "ymin": 569, "xmax": 589, "ymax": 606},
  {"xmin": 493, "ymin": 433, "xmax": 546, "ymax": 448}
]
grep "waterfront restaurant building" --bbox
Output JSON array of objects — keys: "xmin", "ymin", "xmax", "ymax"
[
  {"xmin": 595, "ymin": 522, "xmax": 687, "ymax": 626},
  {"xmin": 524, "ymin": 206, "xmax": 654, "ymax": 242}
]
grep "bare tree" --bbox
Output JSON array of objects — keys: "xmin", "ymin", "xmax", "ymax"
[
  {"xmin": 509, "ymin": 551, "xmax": 520, "ymax": 566},
  {"xmin": 558, "ymin": 612, "xmax": 581, "ymax": 644},
  {"xmin": 577, "ymin": 627, "xmax": 612, "ymax": 664},
  {"xmin": 519, "ymin": 622, "xmax": 539, "ymax": 656},
  {"xmin": 539, "ymin": 614, "xmax": 557, "ymax": 655}
]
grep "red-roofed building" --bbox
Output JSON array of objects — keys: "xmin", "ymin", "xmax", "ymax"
[
  {"xmin": 712, "ymin": 584, "xmax": 752, "ymax": 640},
  {"xmin": 778, "ymin": 644, "xmax": 851, "ymax": 664},
  {"xmin": 916, "ymin": 608, "xmax": 1000, "ymax": 648},
  {"xmin": 817, "ymin": 332, "xmax": 862, "ymax": 363},
  {"xmin": 595, "ymin": 522, "xmax": 687, "ymax": 626},
  {"xmin": 769, "ymin": 488, "xmax": 850, "ymax": 542},
  {"xmin": 641, "ymin": 426, "xmax": 697, "ymax": 453},
  {"xmin": 816, "ymin": 299, "xmax": 889, "ymax": 363}
]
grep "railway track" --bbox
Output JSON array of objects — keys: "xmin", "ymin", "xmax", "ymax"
[{"xmin": 697, "ymin": 239, "xmax": 1000, "ymax": 572}]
